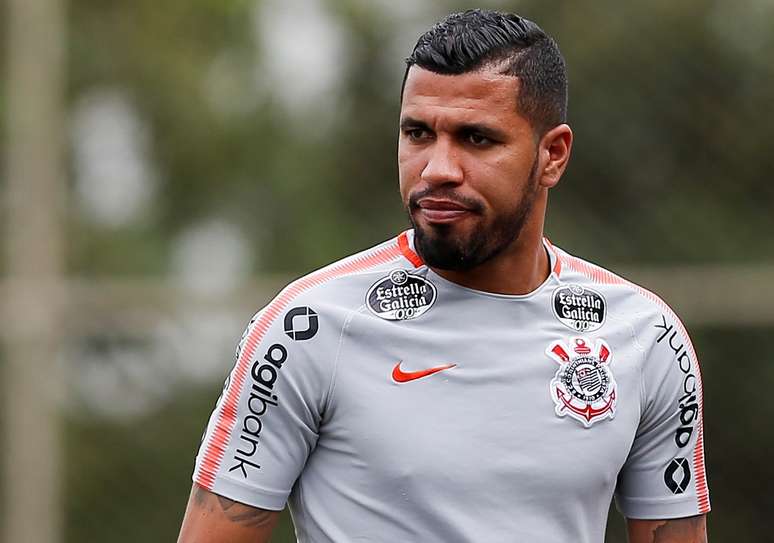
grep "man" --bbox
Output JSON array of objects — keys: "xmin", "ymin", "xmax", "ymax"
[{"xmin": 178, "ymin": 9, "xmax": 709, "ymax": 543}]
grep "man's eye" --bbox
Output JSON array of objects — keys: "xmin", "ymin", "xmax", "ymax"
[
  {"xmin": 468, "ymin": 133, "xmax": 492, "ymax": 146},
  {"xmin": 406, "ymin": 128, "xmax": 430, "ymax": 141}
]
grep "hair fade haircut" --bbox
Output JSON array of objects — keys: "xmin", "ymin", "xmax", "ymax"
[{"xmin": 402, "ymin": 9, "xmax": 568, "ymax": 136}]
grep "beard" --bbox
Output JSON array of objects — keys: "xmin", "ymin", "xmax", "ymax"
[{"xmin": 407, "ymin": 155, "xmax": 540, "ymax": 272}]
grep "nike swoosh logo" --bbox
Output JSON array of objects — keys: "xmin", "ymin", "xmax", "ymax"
[{"xmin": 392, "ymin": 361, "xmax": 456, "ymax": 383}]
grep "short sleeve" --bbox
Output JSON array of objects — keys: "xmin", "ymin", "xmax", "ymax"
[
  {"xmin": 192, "ymin": 295, "xmax": 337, "ymax": 510},
  {"xmin": 615, "ymin": 309, "xmax": 711, "ymax": 519}
]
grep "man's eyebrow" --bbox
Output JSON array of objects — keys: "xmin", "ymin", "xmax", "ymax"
[
  {"xmin": 399, "ymin": 117, "xmax": 430, "ymax": 131},
  {"xmin": 456, "ymin": 123, "xmax": 507, "ymax": 141}
]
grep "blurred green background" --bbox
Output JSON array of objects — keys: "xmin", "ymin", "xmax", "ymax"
[{"xmin": 1, "ymin": 0, "xmax": 772, "ymax": 541}]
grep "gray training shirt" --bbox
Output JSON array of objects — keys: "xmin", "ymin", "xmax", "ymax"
[{"xmin": 193, "ymin": 230, "xmax": 710, "ymax": 542}]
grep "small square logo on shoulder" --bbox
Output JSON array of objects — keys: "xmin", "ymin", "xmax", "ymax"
[
  {"xmin": 284, "ymin": 306, "xmax": 319, "ymax": 341},
  {"xmin": 546, "ymin": 337, "xmax": 617, "ymax": 428},
  {"xmin": 366, "ymin": 269, "xmax": 437, "ymax": 321}
]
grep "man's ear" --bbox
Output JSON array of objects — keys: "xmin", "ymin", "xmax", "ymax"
[{"xmin": 537, "ymin": 124, "xmax": 573, "ymax": 189}]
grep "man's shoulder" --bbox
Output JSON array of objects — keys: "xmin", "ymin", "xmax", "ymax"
[
  {"xmin": 263, "ymin": 230, "xmax": 423, "ymax": 313},
  {"xmin": 551, "ymin": 242, "xmax": 673, "ymax": 319}
]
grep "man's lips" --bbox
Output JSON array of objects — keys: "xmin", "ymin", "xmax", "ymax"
[{"xmin": 415, "ymin": 198, "xmax": 473, "ymax": 223}]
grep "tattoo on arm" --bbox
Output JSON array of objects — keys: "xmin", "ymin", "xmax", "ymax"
[
  {"xmin": 192, "ymin": 485, "xmax": 276, "ymax": 528},
  {"xmin": 628, "ymin": 515, "xmax": 708, "ymax": 543},
  {"xmin": 193, "ymin": 484, "xmax": 208, "ymax": 507},
  {"xmin": 651, "ymin": 516, "xmax": 707, "ymax": 543}
]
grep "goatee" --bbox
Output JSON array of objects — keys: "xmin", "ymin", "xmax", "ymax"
[{"xmin": 408, "ymin": 159, "xmax": 540, "ymax": 272}]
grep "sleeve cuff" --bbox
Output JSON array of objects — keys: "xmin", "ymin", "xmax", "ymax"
[
  {"xmin": 615, "ymin": 493, "xmax": 711, "ymax": 520},
  {"xmin": 193, "ymin": 472, "xmax": 289, "ymax": 512}
]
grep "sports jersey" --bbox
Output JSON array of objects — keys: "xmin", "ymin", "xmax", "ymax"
[{"xmin": 193, "ymin": 230, "xmax": 710, "ymax": 543}]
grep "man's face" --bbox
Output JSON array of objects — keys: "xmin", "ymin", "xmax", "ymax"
[{"xmin": 398, "ymin": 66, "xmax": 542, "ymax": 271}]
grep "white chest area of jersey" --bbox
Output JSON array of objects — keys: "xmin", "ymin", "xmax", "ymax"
[{"xmin": 325, "ymin": 308, "xmax": 642, "ymax": 503}]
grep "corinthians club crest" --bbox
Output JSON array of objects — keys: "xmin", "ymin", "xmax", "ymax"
[{"xmin": 546, "ymin": 337, "xmax": 617, "ymax": 428}]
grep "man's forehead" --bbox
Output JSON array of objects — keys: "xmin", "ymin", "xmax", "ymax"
[{"xmin": 401, "ymin": 66, "xmax": 521, "ymax": 113}]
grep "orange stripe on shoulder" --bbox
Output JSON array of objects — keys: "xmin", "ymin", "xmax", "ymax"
[
  {"xmin": 544, "ymin": 237, "xmax": 562, "ymax": 276},
  {"xmin": 398, "ymin": 231, "xmax": 424, "ymax": 268},
  {"xmin": 195, "ymin": 238, "xmax": 404, "ymax": 490}
]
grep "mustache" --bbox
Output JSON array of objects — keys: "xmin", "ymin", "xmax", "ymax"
[{"xmin": 408, "ymin": 188, "xmax": 485, "ymax": 214}]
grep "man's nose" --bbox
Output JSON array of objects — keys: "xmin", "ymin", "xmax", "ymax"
[{"xmin": 420, "ymin": 138, "xmax": 463, "ymax": 186}]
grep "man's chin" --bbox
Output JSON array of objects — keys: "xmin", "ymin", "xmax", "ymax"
[
  {"xmin": 413, "ymin": 223, "xmax": 480, "ymax": 271},
  {"xmin": 413, "ymin": 221, "xmax": 461, "ymax": 250}
]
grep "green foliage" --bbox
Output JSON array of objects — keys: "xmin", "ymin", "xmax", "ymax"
[
  {"xmin": 65, "ymin": 0, "xmax": 774, "ymax": 277},
  {"xmin": 63, "ymin": 383, "xmax": 295, "ymax": 542}
]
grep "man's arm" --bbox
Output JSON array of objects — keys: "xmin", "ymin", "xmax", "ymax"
[
  {"xmin": 627, "ymin": 515, "xmax": 707, "ymax": 543},
  {"xmin": 177, "ymin": 483, "xmax": 281, "ymax": 543}
]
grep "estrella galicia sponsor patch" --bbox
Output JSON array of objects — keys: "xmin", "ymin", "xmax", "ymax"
[
  {"xmin": 552, "ymin": 284, "xmax": 606, "ymax": 332},
  {"xmin": 284, "ymin": 306, "xmax": 319, "ymax": 341},
  {"xmin": 664, "ymin": 457, "xmax": 691, "ymax": 494},
  {"xmin": 546, "ymin": 337, "xmax": 617, "ymax": 428},
  {"xmin": 366, "ymin": 269, "xmax": 437, "ymax": 321}
]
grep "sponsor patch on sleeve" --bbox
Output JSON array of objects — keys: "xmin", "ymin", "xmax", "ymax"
[
  {"xmin": 654, "ymin": 315, "xmax": 699, "ymax": 449},
  {"xmin": 664, "ymin": 457, "xmax": 692, "ymax": 494}
]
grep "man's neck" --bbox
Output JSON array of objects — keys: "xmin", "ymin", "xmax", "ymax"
[{"xmin": 430, "ymin": 234, "xmax": 551, "ymax": 295}]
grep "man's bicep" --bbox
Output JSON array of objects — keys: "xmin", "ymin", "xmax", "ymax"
[
  {"xmin": 626, "ymin": 515, "xmax": 707, "ymax": 543},
  {"xmin": 177, "ymin": 483, "xmax": 281, "ymax": 543}
]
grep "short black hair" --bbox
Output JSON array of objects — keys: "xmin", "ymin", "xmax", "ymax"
[{"xmin": 402, "ymin": 9, "xmax": 567, "ymax": 136}]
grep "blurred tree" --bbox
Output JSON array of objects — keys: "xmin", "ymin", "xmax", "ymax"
[{"xmin": 67, "ymin": 0, "xmax": 774, "ymax": 277}]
